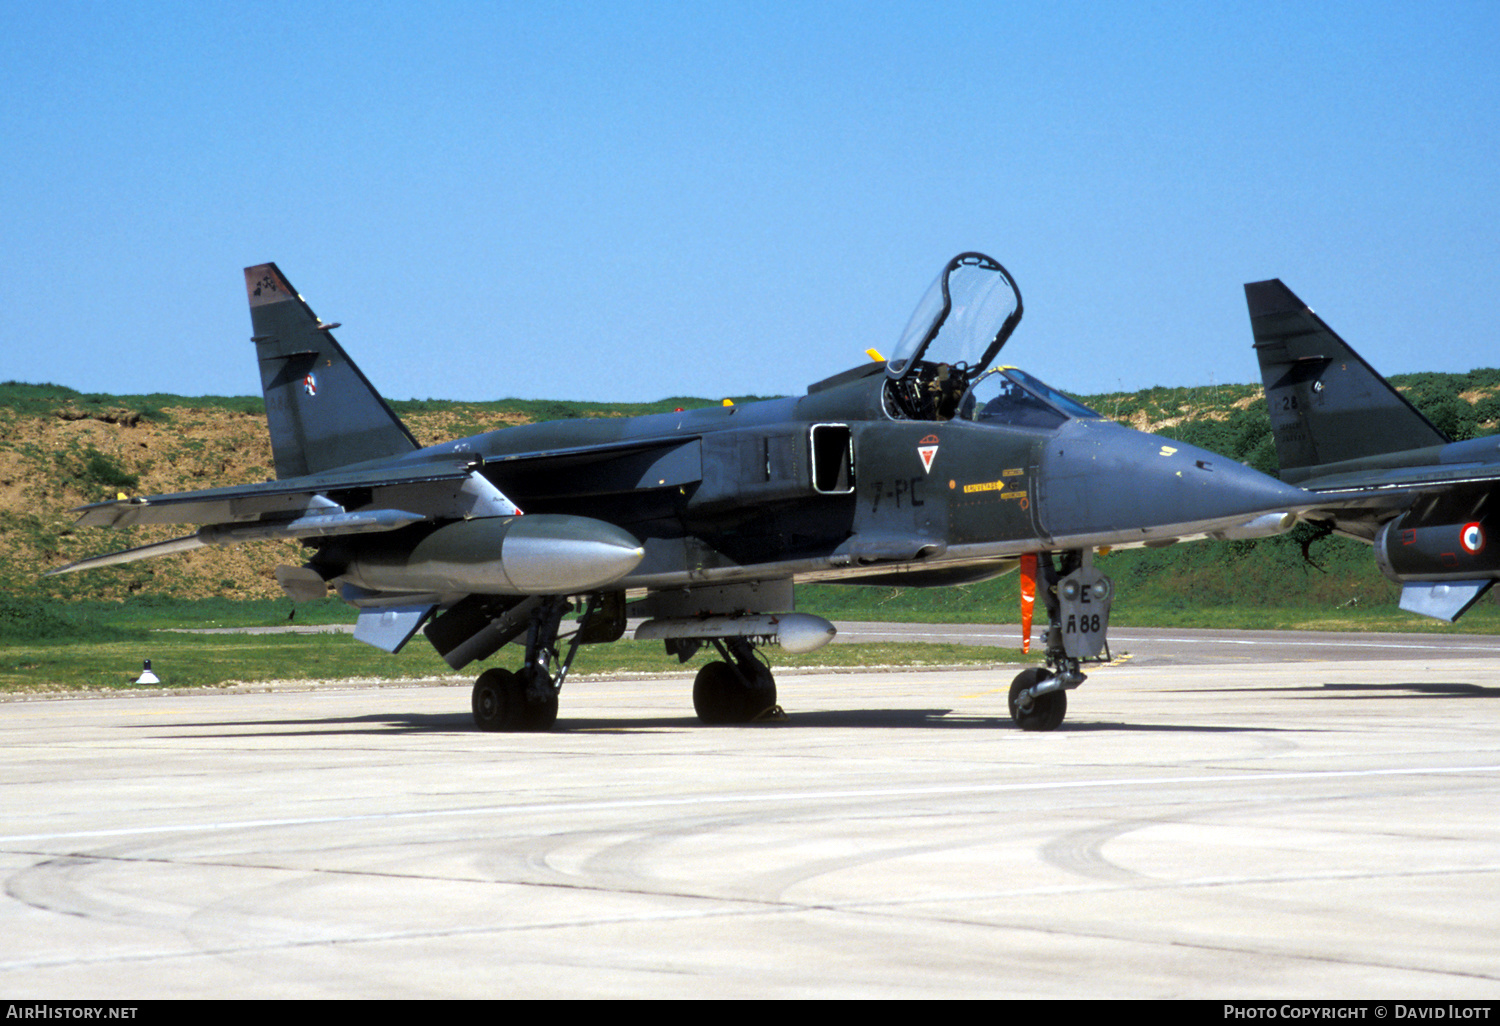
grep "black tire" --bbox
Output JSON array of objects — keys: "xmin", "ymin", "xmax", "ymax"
[
  {"xmin": 518, "ymin": 663, "xmax": 559, "ymax": 732},
  {"xmin": 1008, "ymin": 667, "xmax": 1066, "ymax": 731},
  {"xmin": 473, "ymin": 667, "xmax": 558, "ymax": 732},
  {"xmin": 473, "ymin": 668, "xmax": 524, "ymax": 731},
  {"xmin": 693, "ymin": 661, "xmax": 776, "ymax": 725},
  {"xmin": 693, "ymin": 661, "xmax": 740, "ymax": 724}
]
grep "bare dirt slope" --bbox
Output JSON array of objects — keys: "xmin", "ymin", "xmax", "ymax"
[{"xmin": 0, "ymin": 399, "xmax": 529, "ymax": 600}]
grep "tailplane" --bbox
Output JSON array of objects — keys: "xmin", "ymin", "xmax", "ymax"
[
  {"xmin": 1245, "ymin": 279, "xmax": 1447, "ymax": 483},
  {"xmin": 246, "ymin": 263, "xmax": 419, "ymax": 478}
]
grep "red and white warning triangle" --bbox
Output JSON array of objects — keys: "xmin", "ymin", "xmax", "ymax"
[{"xmin": 917, "ymin": 435, "xmax": 939, "ymax": 473}]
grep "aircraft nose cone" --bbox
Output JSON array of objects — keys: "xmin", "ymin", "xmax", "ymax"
[{"xmin": 1037, "ymin": 421, "xmax": 1310, "ymax": 544}]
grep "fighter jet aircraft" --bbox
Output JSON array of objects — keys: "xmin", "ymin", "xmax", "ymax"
[
  {"xmin": 1246, "ymin": 278, "xmax": 1500, "ymax": 622},
  {"xmin": 52, "ymin": 253, "xmax": 1313, "ymax": 731}
]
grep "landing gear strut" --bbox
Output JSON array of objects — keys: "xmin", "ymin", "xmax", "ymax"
[
  {"xmin": 1008, "ymin": 550, "xmax": 1113, "ymax": 732},
  {"xmin": 692, "ymin": 637, "xmax": 779, "ymax": 725},
  {"xmin": 471, "ymin": 594, "xmax": 610, "ymax": 732}
]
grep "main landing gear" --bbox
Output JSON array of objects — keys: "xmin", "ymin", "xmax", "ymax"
[
  {"xmin": 471, "ymin": 594, "xmax": 614, "ymax": 732},
  {"xmin": 1008, "ymin": 550, "xmax": 1114, "ymax": 732},
  {"xmin": 690, "ymin": 637, "xmax": 780, "ymax": 725},
  {"xmin": 472, "ymin": 664, "xmax": 557, "ymax": 732},
  {"xmin": 463, "ymin": 586, "xmax": 790, "ymax": 731}
]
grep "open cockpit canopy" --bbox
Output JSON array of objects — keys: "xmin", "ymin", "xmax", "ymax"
[
  {"xmin": 884, "ymin": 253, "xmax": 1024, "ymax": 421},
  {"xmin": 886, "ymin": 253, "xmax": 1023, "ymax": 380}
]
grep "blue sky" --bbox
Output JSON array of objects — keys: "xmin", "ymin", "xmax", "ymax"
[{"xmin": 4, "ymin": 1, "xmax": 1497, "ymax": 403}]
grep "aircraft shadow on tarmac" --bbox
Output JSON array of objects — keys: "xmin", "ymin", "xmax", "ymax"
[
  {"xmin": 1318, "ymin": 681, "xmax": 1500, "ymax": 698},
  {"xmin": 131, "ymin": 708, "xmax": 1306, "ymax": 737},
  {"xmin": 1177, "ymin": 682, "xmax": 1500, "ymax": 699},
  {"xmin": 129, "ymin": 710, "xmax": 983, "ymax": 737}
]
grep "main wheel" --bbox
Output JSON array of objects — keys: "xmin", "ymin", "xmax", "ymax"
[
  {"xmin": 517, "ymin": 663, "xmax": 559, "ymax": 731},
  {"xmin": 741, "ymin": 662, "xmax": 777, "ymax": 722},
  {"xmin": 472, "ymin": 667, "xmax": 558, "ymax": 732},
  {"xmin": 473, "ymin": 668, "xmax": 525, "ymax": 731},
  {"xmin": 1008, "ymin": 667, "xmax": 1067, "ymax": 731},
  {"xmin": 693, "ymin": 661, "xmax": 777, "ymax": 725}
]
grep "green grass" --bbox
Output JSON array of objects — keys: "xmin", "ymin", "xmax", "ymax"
[
  {"xmin": 0, "ymin": 380, "xmax": 263, "ymax": 419},
  {"xmin": 800, "ymin": 582, "xmax": 1500, "ymax": 633},
  {"xmin": 0, "ymin": 633, "xmax": 1025, "ymax": 693},
  {"xmin": 7, "ymin": 574, "xmax": 1500, "ymax": 694},
  {"xmin": 0, "ymin": 632, "xmax": 428, "ymax": 692},
  {"xmin": 0, "ymin": 597, "xmax": 1029, "ymax": 692}
]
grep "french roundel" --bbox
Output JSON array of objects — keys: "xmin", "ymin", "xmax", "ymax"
[{"xmin": 1461, "ymin": 522, "xmax": 1485, "ymax": 555}]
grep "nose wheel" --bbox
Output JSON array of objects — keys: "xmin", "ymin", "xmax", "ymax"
[
  {"xmin": 1007, "ymin": 550, "xmax": 1113, "ymax": 732},
  {"xmin": 1008, "ymin": 668, "xmax": 1067, "ymax": 731}
]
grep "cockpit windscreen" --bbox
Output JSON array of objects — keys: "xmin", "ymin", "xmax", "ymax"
[{"xmin": 960, "ymin": 368, "xmax": 1102, "ymax": 429}]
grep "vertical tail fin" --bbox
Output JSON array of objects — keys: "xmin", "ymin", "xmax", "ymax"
[
  {"xmin": 246, "ymin": 264, "xmax": 419, "ymax": 479},
  {"xmin": 1245, "ymin": 279, "xmax": 1447, "ymax": 482}
]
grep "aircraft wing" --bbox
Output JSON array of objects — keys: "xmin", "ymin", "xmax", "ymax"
[
  {"xmin": 71, "ymin": 458, "xmax": 487, "ymax": 528},
  {"xmin": 52, "ymin": 421, "xmax": 707, "ymax": 578},
  {"xmin": 1287, "ymin": 470, "xmax": 1500, "ymax": 543},
  {"xmin": 49, "ymin": 455, "xmax": 519, "ymax": 575},
  {"xmin": 1292, "ymin": 489, "xmax": 1421, "ymax": 543}
]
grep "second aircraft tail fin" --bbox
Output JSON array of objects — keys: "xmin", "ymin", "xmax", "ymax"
[
  {"xmin": 1245, "ymin": 279, "xmax": 1447, "ymax": 483},
  {"xmin": 246, "ymin": 264, "xmax": 420, "ymax": 479}
]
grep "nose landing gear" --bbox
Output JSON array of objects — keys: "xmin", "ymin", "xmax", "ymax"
[{"xmin": 1008, "ymin": 550, "xmax": 1113, "ymax": 731}]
